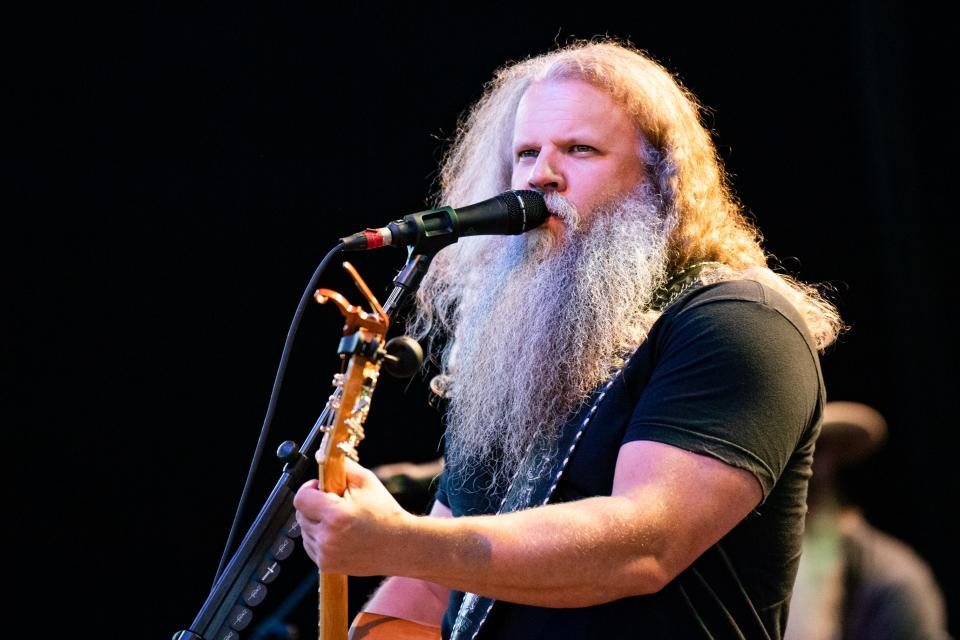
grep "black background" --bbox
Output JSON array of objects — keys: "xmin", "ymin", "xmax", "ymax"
[{"xmin": 8, "ymin": 1, "xmax": 957, "ymax": 637}]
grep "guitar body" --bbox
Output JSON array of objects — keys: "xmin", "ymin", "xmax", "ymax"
[{"xmin": 349, "ymin": 612, "xmax": 442, "ymax": 640}]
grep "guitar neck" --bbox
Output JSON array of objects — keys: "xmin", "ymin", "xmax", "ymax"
[{"xmin": 320, "ymin": 572, "xmax": 349, "ymax": 640}]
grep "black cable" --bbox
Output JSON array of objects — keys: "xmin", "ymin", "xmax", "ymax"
[{"xmin": 211, "ymin": 241, "xmax": 345, "ymax": 588}]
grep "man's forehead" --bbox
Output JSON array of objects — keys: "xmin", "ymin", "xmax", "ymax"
[
  {"xmin": 515, "ymin": 79, "xmax": 616, "ymax": 116},
  {"xmin": 512, "ymin": 80, "xmax": 639, "ymax": 143}
]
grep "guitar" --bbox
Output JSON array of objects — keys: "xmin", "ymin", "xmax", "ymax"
[
  {"xmin": 348, "ymin": 613, "xmax": 441, "ymax": 640},
  {"xmin": 314, "ymin": 263, "xmax": 440, "ymax": 640},
  {"xmin": 313, "ymin": 262, "xmax": 387, "ymax": 640}
]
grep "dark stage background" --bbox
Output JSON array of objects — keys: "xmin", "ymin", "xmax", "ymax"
[{"xmin": 8, "ymin": 2, "xmax": 957, "ymax": 637}]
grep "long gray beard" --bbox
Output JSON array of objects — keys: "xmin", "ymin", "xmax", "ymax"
[{"xmin": 428, "ymin": 186, "xmax": 672, "ymax": 491}]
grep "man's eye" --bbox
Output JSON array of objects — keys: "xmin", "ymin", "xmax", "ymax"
[
  {"xmin": 571, "ymin": 145, "xmax": 595, "ymax": 153},
  {"xmin": 517, "ymin": 149, "xmax": 538, "ymax": 159}
]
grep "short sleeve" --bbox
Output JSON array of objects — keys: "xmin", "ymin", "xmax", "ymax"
[{"xmin": 625, "ymin": 281, "xmax": 822, "ymax": 498}]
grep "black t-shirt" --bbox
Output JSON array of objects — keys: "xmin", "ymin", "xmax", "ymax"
[{"xmin": 434, "ymin": 280, "xmax": 825, "ymax": 639}]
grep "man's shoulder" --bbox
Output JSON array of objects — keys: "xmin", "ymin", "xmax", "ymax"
[
  {"xmin": 675, "ymin": 278, "xmax": 783, "ymax": 309},
  {"xmin": 670, "ymin": 279, "xmax": 807, "ymax": 332},
  {"xmin": 655, "ymin": 278, "xmax": 819, "ymax": 357},
  {"xmin": 844, "ymin": 515, "xmax": 943, "ymax": 588}
]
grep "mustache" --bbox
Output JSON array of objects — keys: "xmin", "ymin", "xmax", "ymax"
[{"xmin": 541, "ymin": 192, "xmax": 580, "ymax": 228}]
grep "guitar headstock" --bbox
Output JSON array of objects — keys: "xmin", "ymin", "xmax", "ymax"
[{"xmin": 314, "ymin": 262, "xmax": 389, "ymax": 495}]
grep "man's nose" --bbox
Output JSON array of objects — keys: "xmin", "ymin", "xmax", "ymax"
[{"xmin": 527, "ymin": 151, "xmax": 566, "ymax": 193}]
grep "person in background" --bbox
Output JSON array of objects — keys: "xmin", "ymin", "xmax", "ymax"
[{"xmin": 786, "ymin": 400, "xmax": 950, "ymax": 640}]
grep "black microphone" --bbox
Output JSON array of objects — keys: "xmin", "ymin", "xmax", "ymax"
[{"xmin": 340, "ymin": 190, "xmax": 548, "ymax": 254}]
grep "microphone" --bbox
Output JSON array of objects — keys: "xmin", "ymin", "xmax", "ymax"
[{"xmin": 340, "ymin": 190, "xmax": 549, "ymax": 254}]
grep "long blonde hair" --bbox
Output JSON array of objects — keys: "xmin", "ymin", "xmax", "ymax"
[{"xmin": 427, "ymin": 38, "xmax": 842, "ymax": 349}]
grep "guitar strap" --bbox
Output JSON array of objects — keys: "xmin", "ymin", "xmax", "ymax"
[{"xmin": 449, "ymin": 262, "xmax": 720, "ymax": 640}]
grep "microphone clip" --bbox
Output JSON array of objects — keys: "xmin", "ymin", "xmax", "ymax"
[{"xmin": 341, "ymin": 206, "xmax": 459, "ymax": 254}]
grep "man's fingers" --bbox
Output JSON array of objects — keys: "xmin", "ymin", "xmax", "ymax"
[
  {"xmin": 293, "ymin": 482, "xmax": 316, "ymax": 514},
  {"xmin": 344, "ymin": 458, "xmax": 375, "ymax": 488},
  {"xmin": 300, "ymin": 478, "xmax": 321, "ymax": 492},
  {"xmin": 294, "ymin": 478, "xmax": 343, "ymax": 516}
]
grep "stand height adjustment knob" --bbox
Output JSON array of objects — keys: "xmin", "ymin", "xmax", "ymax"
[{"xmin": 276, "ymin": 440, "xmax": 299, "ymax": 464}]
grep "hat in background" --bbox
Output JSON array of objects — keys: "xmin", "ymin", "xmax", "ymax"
[{"xmin": 819, "ymin": 401, "xmax": 888, "ymax": 465}]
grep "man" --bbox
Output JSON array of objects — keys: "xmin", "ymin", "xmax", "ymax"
[
  {"xmin": 786, "ymin": 401, "xmax": 950, "ymax": 640},
  {"xmin": 294, "ymin": 40, "xmax": 842, "ymax": 639}
]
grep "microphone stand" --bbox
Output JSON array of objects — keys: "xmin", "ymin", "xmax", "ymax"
[{"xmin": 173, "ymin": 249, "xmax": 434, "ymax": 640}]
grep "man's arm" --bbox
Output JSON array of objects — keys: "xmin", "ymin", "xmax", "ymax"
[
  {"xmin": 359, "ymin": 500, "xmax": 451, "ymax": 627},
  {"xmin": 295, "ymin": 441, "xmax": 761, "ymax": 608}
]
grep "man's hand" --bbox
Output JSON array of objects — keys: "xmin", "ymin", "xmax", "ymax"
[{"xmin": 294, "ymin": 458, "xmax": 415, "ymax": 576}]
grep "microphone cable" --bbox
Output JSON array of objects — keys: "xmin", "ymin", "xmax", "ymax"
[{"xmin": 210, "ymin": 241, "xmax": 344, "ymax": 589}]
